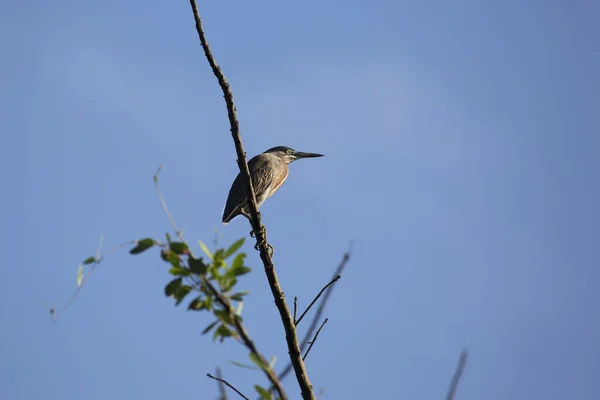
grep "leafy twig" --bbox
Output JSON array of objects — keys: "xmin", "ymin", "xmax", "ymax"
[
  {"xmin": 302, "ymin": 318, "xmax": 328, "ymax": 362},
  {"xmin": 295, "ymin": 275, "xmax": 341, "ymax": 326},
  {"xmin": 188, "ymin": 2, "xmax": 315, "ymax": 399},
  {"xmin": 207, "ymin": 373, "xmax": 249, "ymax": 400},
  {"xmin": 154, "ymin": 165, "xmax": 287, "ymax": 400},
  {"xmin": 445, "ymin": 349, "xmax": 468, "ymax": 400},
  {"xmin": 50, "ymin": 239, "xmax": 136, "ymax": 321}
]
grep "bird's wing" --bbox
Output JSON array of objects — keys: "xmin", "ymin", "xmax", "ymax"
[{"xmin": 222, "ymin": 156, "xmax": 274, "ymax": 223}]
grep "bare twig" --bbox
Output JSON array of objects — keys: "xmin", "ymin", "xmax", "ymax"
[
  {"xmin": 277, "ymin": 248, "xmax": 351, "ymax": 383},
  {"xmin": 445, "ymin": 349, "xmax": 468, "ymax": 400},
  {"xmin": 293, "ymin": 297, "xmax": 298, "ymax": 323},
  {"xmin": 207, "ymin": 373, "xmax": 249, "ymax": 400},
  {"xmin": 215, "ymin": 367, "xmax": 228, "ymax": 400},
  {"xmin": 295, "ymin": 275, "xmax": 341, "ymax": 326},
  {"xmin": 154, "ymin": 167, "xmax": 287, "ymax": 400},
  {"xmin": 189, "ymin": 2, "xmax": 315, "ymax": 399},
  {"xmin": 302, "ymin": 318, "xmax": 328, "ymax": 362}
]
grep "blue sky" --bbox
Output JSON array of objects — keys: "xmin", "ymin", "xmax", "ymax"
[{"xmin": 2, "ymin": 0, "xmax": 599, "ymax": 399}]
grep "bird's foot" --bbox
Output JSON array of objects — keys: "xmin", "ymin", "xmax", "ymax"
[{"xmin": 250, "ymin": 226, "xmax": 274, "ymax": 257}]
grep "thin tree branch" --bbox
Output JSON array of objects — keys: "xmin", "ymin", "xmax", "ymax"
[
  {"xmin": 302, "ymin": 318, "xmax": 328, "ymax": 362},
  {"xmin": 207, "ymin": 373, "xmax": 249, "ymax": 400},
  {"xmin": 295, "ymin": 275, "xmax": 341, "ymax": 326},
  {"xmin": 293, "ymin": 297, "xmax": 298, "ymax": 323},
  {"xmin": 189, "ymin": 2, "xmax": 315, "ymax": 399},
  {"xmin": 215, "ymin": 367, "xmax": 228, "ymax": 400},
  {"xmin": 277, "ymin": 248, "xmax": 351, "ymax": 383},
  {"xmin": 445, "ymin": 349, "xmax": 468, "ymax": 400},
  {"xmin": 154, "ymin": 168, "xmax": 287, "ymax": 400}
]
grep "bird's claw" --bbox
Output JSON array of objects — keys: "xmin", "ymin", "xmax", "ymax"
[{"xmin": 250, "ymin": 226, "xmax": 274, "ymax": 257}]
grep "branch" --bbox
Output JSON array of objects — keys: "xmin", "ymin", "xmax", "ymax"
[
  {"xmin": 295, "ymin": 275, "xmax": 341, "ymax": 326},
  {"xmin": 215, "ymin": 367, "xmax": 228, "ymax": 400},
  {"xmin": 302, "ymin": 318, "xmax": 328, "ymax": 362},
  {"xmin": 277, "ymin": 248, "xmax": 351, "ymax": 382},
  {"xmin": 154, "ymin": 168, "xmax": 287, "ymax": 400},
  {"xmin": 189, "ymin": 2, "xmax": 315, "ymax": 399},
  {"xmin": 445, "ymin": 349, "xmax": 468, "ymax": 400},
  {"xmin": 207, "ymin": 373, "xmax": 249, "ymax": 400}
]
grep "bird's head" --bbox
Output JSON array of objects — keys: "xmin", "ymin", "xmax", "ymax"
[{"xmin": 263, "ymin": 146, "xmax": 324, "ymax": 164}]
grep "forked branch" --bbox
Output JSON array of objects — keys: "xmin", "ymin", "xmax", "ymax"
[{"xmin": 188, "ymin": 1, "xmax": 316, "ymax": 399}]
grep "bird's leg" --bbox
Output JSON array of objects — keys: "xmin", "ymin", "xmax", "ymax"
[{"xmin": 249, "ymin": 225, "xmax": 274, "ymax": 257}]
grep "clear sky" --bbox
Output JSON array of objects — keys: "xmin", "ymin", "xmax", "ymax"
[{"xmin": 2, "ymin": 0, "xmax": 599, "ymax": 399}]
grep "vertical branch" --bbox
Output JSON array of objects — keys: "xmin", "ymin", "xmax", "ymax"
[
  {"xmin": 445, "ymin": 350, "xmax": 468, "ymax": 400},
  {"xmin": 188, "ymin": 2, "xmax": 316, "ymax": 399}
]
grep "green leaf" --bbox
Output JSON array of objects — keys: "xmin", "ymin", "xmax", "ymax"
[
  {"xmin": 230, "ymin": 291, "xmax": 249, "ymax": 301},
  {"xmin": 77, "ymin": 265, "xmax": 84, "ymax": 287},
  {"xmin": 130, "ymin": 238, "xmax": 155, "ymax": 254},
  {"xmin": 188, "ymin": 297, "xmax": 205, "ymax": 311},
  {"xmin": 255, "ymin": 385, "xmax": 272, "ymax": 400},
  {"xmin": 189, "ymin": 257, "xmax": 207, "ymax": 275},
  {"xmin": 198, "ymin": 240, "xmax": 213, "ymax": 260},
  {"xmin": 231, "ymin": 252, "xmax": 246, "ymax": 270},
  {"xmin": 228, "ymin": 360, "xmax": 259, "ymax": 370},
  {"xmin": 204, "ymin": 295, "xmax": 213, "ymax": 311},
  {"xmin": 269, "ymin": 356, "xmax": 277, "ymax": 370},
  {"xmin": 213, "ymin": 324, "xmax": 232, "ymax": 341},
  {"xmin": 164, "ymin": 278, "xmax": 182, "ymax": 297},
  {"xmin": 233, "ymin": 266, "xmax": 252, "ymax": 277},
  {"xmin": 214, "ymin": 309, "xmax": 233, "ymax": 325},
  {"xmin": 249, "ymin": 353, "xmax": 268, "ymax": 370},
  {"xmin": 169, "ymin": 242, "xmax": 188, "ymax": 255},
  {"xmin": 174, "ymin": 285, "xmax": 193, "ymax": 305},
  {"xmin": 224, "ymin": 238, "xmax": 245, "ymax": 258},
  {"xmin": 201, "ymin": 320, "xmax": 218, "ymax": 335},
  {"xmin": 169, "ymin": 267, "xmax": 191, "ymax": 276},
  {"xmin": 236, "ymin": 301, "xmax": 243, "ymax": 316},
  {"xmin": 165, "ymin": 232, "xmax": 172, "ymax": 244},
  {"xmin": 83, "ymin": 256, "xmax": 96, "ymax": 265}
]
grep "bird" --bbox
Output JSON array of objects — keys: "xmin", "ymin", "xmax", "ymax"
[{"xmin": 222, "ymin": 146, "xmax": 324, "ymax": 225}]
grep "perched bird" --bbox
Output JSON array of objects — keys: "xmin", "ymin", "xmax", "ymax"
[{"xmin": 222, "ymin": 146, "xmax": 324, "ymax": 224}]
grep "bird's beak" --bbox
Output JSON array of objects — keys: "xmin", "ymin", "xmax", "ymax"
[{"xmin": 294, "ymin": 151, "xmax": 324, "ymax": 159}]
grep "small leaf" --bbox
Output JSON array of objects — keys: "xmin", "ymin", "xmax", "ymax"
[
  {"xmin": 249, "ymin": 353, "xmax": 268, "ymax": 370},
  {"xmin": 169, "ymin": 267, "xmax": 191, "ymax": 276},
  {"xmin": 228, "ymin": 360, "xmax": 259, "ymax": 370},
  {"xmin": 214, "ymin": 309, "xmax": 233, "ymax": 325},
  {"xmin": 230, "ymin": 291, "xmax": 249, "ymax": 301},
  {"xmin": 231, "ymin": 252, "xmax": 246, "ymax": 270},
  {"xmin": 233, "ymin": 266, "xmax": 252, "ymax": 277},
  {"xmin": 205, "ymin": 295, "xmax": 213, "ymax": 311},
  {"xmin": 188, "ymin": 297, "xmax": 205, "ymax": 311},
  {"xmin": 165, "ymin": 232, "xmax": 172, "ymax": 244},
  {"xmin": 255, "ymin": 385, "xmax": 272, "ymax": 400},
  {"xmin": 213, "ymin": 324, "xmax": 232, "ymax": 341},
  {"xmin": 202, "ymin": 320, "xmax": 218, "ymax": 335},
  {"xmin": 164, "ymin": 278, "xmax": 182, "ymax": 297},
  {"xmin": 130, "ymin": 238, "xmax": 155, "ymax": 254},
  {"xmin": 236, "ymin": 301, "xmax": 243, "ymax": 316},
  {"xmin": 189, "ymin": 257, "xmax": 207, "ymax": 275},
  {"xmin": 198, "ymin": 240, "xmax": 213, "ymax": 260},
  {"xmin": 269, "ymin": 356, "xmax": 277, "ymax": 370},
  {"xmin": 174, "ymin": 285, "xmax": 193, "ymax": 305},
  {"xmin": 83, "ymin": 256, "xmax": 96, "ymax": 265},
  {"xmin": 224, "ymin": 238, "xmax": 245, "ymax": 259},
  {"xmin": 169, "ymin": 242, "xmax": 188, "ymax": 255},
  {"xmin": 77, "ymin": 265, "xmax": 84, "ymax": 287}
]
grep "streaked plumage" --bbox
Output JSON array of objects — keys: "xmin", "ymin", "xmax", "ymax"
[{"xmin": 222, "ymin": 146, "xmax": 323, "ymax": 224}]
